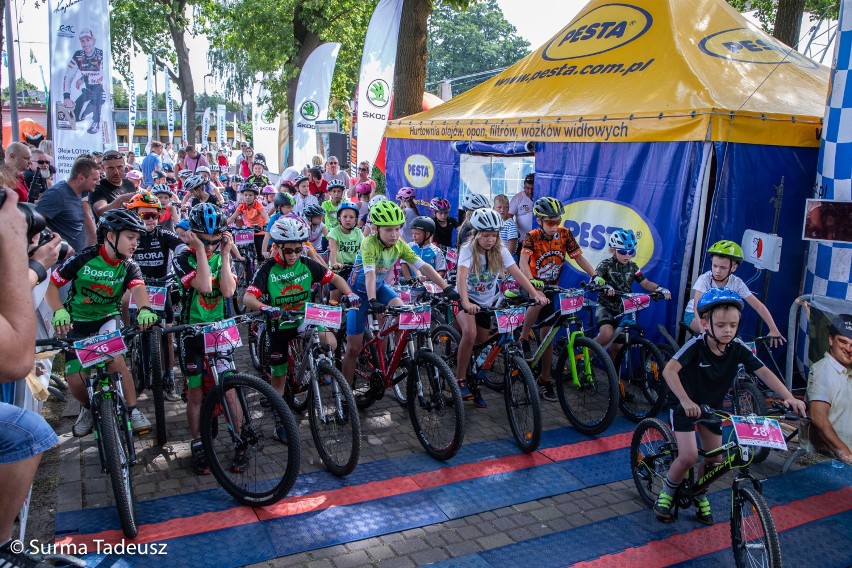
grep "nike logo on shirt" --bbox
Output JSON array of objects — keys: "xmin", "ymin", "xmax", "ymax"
[{"xmin": 699, "ymin": 363, "xmax": 711, "ymax": 368}]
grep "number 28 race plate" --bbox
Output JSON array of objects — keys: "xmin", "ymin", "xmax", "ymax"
[{"xmin": 731, "ymin": 415, "xmax": 787, "ymax": 450}]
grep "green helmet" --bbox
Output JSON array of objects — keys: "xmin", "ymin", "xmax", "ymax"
[
  {"xmin": 370, "ymin": 200, "xmax": 406, "ymax": 226},
  {"xmin": 707, "ymin": 240, "xmax": 743, "ymax": 263},
  {"xmin": 533, "ymin": 196, "xmax": 563, "ymax": 218}
]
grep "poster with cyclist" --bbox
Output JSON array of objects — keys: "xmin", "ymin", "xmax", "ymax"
[{"xmin": 48, "ymin": 0, "xmax": 116, "ymax": 177}]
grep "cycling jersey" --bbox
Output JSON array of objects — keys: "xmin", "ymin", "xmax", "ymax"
[
  {"xmin": 246, "ymin": 255, "xmax": 332, "ymax": 330},
  {"xmin": 328, "ymin": 226, "xmax": 363, "ymax": 266},
  {"xmin": 595, "ymin": 256, "xmax": 646, "ymax": 314},
  {"xmin": 410, "ymin": 242, "xmax": 447, "ymax": 272},
  {"xmin": 172, "ymin": 250, "xmax": 231, "ymax": 324},
  {"xmin": 348, "ymin": 236, "xmax": 425, "ymax": 289},
  {"xmin": 521, "ymin": 228, "xmax": 582, "ymax": 285},
  {"xmin": 322, "ymin": 199, "xmax": 341, "ymax": 230},
  {"xmin": 63, "ymin": 48, "xmax": 105, "ymax": 93},
  {"xmin": 133, "ymin": 227, "xmax": 182, "ymax": 279},
  {"xmin": 51, "ymin": 246, "xmax": 144, "ymax": 322},
  {"xmin": 235, "ymin": 201, "xmax": 266, "ymax": 230},
  {"xmin": 245, "ymin": 174, "xmax": 270, "ymax": 188}
]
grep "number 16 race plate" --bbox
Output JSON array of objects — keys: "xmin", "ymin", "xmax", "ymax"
[
  {"xmin": 731, "ymin": 415, "xmax": 787, "ymax": 450},
  {"xmin": 73, "ymin": 330, "xmax": 128, "ymax": 369}
]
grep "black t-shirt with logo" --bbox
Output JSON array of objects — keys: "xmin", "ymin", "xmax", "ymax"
[{"xmin": 90, "ymin": 178, "xmax": 136, "ymax": 219}]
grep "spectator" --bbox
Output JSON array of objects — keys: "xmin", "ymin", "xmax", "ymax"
[
  {"xmin": 239, "ymin": 146, "xmax": 255, "ymax": 178},
  {"xmin": 126, "ymin": 151, "xmax": 142, "ymax": 172},
  {"xmin": 175, "ymin": 148, "xmax": 187, "ymax": 177},
  {"xmin": 323, "ymin": 155, "xmax": 349, "ymax": 186},
  {"xmin": 38, "ymin": 140, "xmax": 54, "ymax": 161},
  {"xmin": 183, "ymin": 145, "xmax": 209, "ymax": 173},
  {"xmin": 141, "ymin": 141, "xmax": 164, "ymax": 186},
  {"xmin": 309, "ymin": 166, "xmax": 328, "ymax": 201},
  {"xmin": 217, "ymin": 148, "xmax": 229, "ymax": 169},
  {"xmin": 91, "ymin": 151, "xmax": 104, "ymax": 177},
  {"xmin": 24, "ymin": 149, "xmax": 53, "ymax": 204},
  {"xmin": 493, "ymin": 194, "xmax": 519, "ymax": 256},
  {"xmin": 4, "ymin": 142, "xmax": 32, "ymax": 202},
  {"xmin": 807, "ymin": 314, "xmax": 852, "ymax": 464},
  {"xmin": 35, "ymin": 157, "xmax": 100, "ymax": 254},
  {"xmin": 90, "ymin": 150, "xmax": 136, "ymax": 219},
  {"xmin": 162, "ymin": 142, "xmax": 176, "ymax": 167},
  {"xmin": 348, "ymin": 160, "xmax": 375, "ymax": 198},
  {"xmin": 509, "ymin": 173, "xmax": 535, "ymax": 243}
]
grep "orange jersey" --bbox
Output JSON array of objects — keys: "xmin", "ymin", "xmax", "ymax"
[
  {"xmin": 237, "ymin": 201, "xmax": 266, "ymax": 229},
  {"xmin": 521, "ymin": 228, "xmax": 582, "ymax": 284}
]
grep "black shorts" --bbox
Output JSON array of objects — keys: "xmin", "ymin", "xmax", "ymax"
[
  {"xmin": 178, "ymin": 333, "xmax": 234, "ymax": 389},
  {"xmin": 268, "ymin": 325, "xmax": 300, "ymax": 374},
  {"xmin": 668, "ymin": 406, "xmax": 722, "ymax": 435}
]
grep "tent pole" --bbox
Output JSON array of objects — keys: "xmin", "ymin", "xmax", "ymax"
[
  {"xmin": 5, "ymin": 0, "xmax": 20, "ymax": 142},
  {"xmin": 756, "ymin": 178, "xmax": 784, "ymax": 337},
  {"xmin": 681, "ymin": 143, "xmax": 714, "ymax": 335}
]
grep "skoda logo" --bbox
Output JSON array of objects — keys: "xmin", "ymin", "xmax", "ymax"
[
  {"xmin": 300, "ymin": 100, "xmax": 319, "ymax": 121},
  {"xmin": 543, "ymin": 4, "xmax": 652, "ymax": 61},
  {"xmin": 367, "ymin": 79, "xmax": 390, "ymax": 108}
]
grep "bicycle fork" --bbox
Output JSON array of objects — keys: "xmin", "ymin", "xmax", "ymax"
[{"xmin": 91, "ymin": 373, "xmax": 138, "ymax": 471}]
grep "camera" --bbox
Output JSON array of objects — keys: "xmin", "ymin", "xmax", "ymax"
[
  {"xmin": 35, "ymin": 228, "xmax": 70, "ymax": 262},
  {"xmin": 0, "ymin": 188, "xmax": 70, "ymax": 262}
]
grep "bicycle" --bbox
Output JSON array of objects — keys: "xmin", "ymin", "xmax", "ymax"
[
  {"xmin": 230, "ymin": 226, "xmax": 260, "ymax": 315},
  {"xmin": 352, "ymin": 295, "xmax": 465, "ymax": 460},
  {"xmin": 252, "ymin": 306, "xmax": 361, "ymax": 476},
  {"xmin": 165, "ymin": 315, "xmax": 301, "ymax": 506},
  {"xmin": 36, "ymin": 326, "xmax": 144, "ymax": 538},
  {"xmin": 630, "ymin": 404, "xmax": 798, "ymax": 568}
]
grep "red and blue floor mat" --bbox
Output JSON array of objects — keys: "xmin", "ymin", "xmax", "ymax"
[{"xmin": 54, "ymin": 418, "xmax": 852, "ymax": 567}]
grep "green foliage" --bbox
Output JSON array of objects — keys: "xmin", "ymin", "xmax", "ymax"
[
  {"xmin": 726, "ymin": 0, "xmax": 839, "ymax": 31},
  {"xmin": 371, "ymin": 165, "xmax": 385, "ymax": 195},
  {"xmin": 2, "ymin": 78, "xmax": 40, "ymax": 99},
  {"xmin": 426, "ymin": 0, "xmax": 530, "ymax": 95}
]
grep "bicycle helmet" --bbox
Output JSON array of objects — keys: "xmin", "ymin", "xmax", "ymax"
[
  {"xmin": 696, "ymin": 287, "xmax": 744, "ymax": 317},
  {"xmin": 397, "ymin": 187, "xmax": 416, "ymax": 200},
  {"xmin": 187, "ymin": 203, "xmax": 227, "ymax": 235},
  {"xmin": 175, "ymin": 219, "xmax": 190, "ymax": 231},
  {"xmin": 304, "ymin": 204, "xmax": 324, "ymax": 218},
  {"xmin": 255, "ymin": 153, "xmax": 266, "ymax": 163},
  {"xmin": 274, "ymin": 192, "xmax": 295, "ymax": 208},
  {"xmin": 99, "ymin": 208, "xmax": 147, "ymax": 235},
  {"xmin": 230, "ymin": 174, "xmax": 244, "ymax": 184},
  {"xmin": 470, "ymin": 208, "xmax": 504, "ymax": 231},
  {"xmin": 337, "ymin": 201, "xmax": 360, "ymax": 217},
  {"xmin": 240, "ymin": 183, "xmax": 260, "ymax": 194},
  {"xmin": 125, "ymin": 191, "xmax": 162, "ymax": 210},
  {"xmin": 608, "ymin": 229, "xmax": 638, "ymax": 251},
  {"xmin": 252, "ymin": 159, "xmax": 266, "ymax": 169},
  {"xmin": 430, "ymin": 197, "xmax": 451, "ymax": 212},
  {"xmin": 828, "ymin": 314, "xmax": 852, "ymax": 339},
  {"xmin": 533, "ymin": 196, "xmax": 563, "ymax": 218},
  {"xmin": 152, "ymin": 170, "xmax": 166, "ymax": 180},
  {"xmin": 411, "ymin": 216, "xmax": 436, "ymax": 235},
  {"xmin": 355, "ymin": 182, "xmax": 373, "ymax": 195},
  {"xmin": 183, "ymin": 174, "xmax": 206, "ymax": 191},
  {"xmin": 195, "ymin": 165, "xmax": 211, "ymax": 175},
  {"xmin": 125, "ymin": 170, "xmax": 143, "ymax": 182},
  {"xmin": 151, "ymin": 184, "xmax": 173, "ymax": 196},
  {"xmin": 261, "ymin": 184, "xmax": 276, "ymax": 195},
  {"xmin": 162, "ymin": 164, "xmax": 174, "ymax": 173},
  {"xmin": 707, "ymin": 239, "xmax": 744, "ymax": 263},
  {"xmin": 328, "ymin": 180, "xmax": 346, "ymax": 191},
  {"xmin": 294, "ymin": 175, "xmax": 309, "ymax": 187},
  {"xmin": 461, "ymin": 193, "xmax": 489, "ymax": 211},
  {"xmin": 269, "ymin": 216, "xmax": 310, "ymax": 244},
  {"xmin": 279, "ymin": 179, "xmax": 296, "ymax": 192},
  {"xmin": 210, "ymin": 164, "xmax": 221, "ymax": 173},
  {"xmin": 369, "ymin": 194, "xmax": 388, "ymax": 208},
  {"xmin": 178, "ymin": 169, "xmax": 193, "ymax": 180},
  {"xmin": 370, "ymin": 200, "xmax": 406, "ymax": 226}
]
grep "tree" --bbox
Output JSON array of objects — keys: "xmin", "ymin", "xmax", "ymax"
[
  {"xmin": 727, "ymin": 0, "xmax": 839, "ymax": 47},
  {"xmin": 426, "ymin": 0, "xmax": 529, "ymax": 96}
]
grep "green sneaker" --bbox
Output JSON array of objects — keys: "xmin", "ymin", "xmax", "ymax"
[
  {"xmin": 694, "ymin": 495, "xmax": 714, "ymax": 525},
  {"xmin": 653, "ymin": 487, "xmax": 676, "ymax": 522}
]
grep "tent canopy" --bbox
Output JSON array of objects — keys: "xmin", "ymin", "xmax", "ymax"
[{"xmin": 386, "ymin": 0, "xmax": 829, "ymax": 147}]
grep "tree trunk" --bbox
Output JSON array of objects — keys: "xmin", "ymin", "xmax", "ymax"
[
  {"xmin": 170, "ymin": 25, "xmax": 196, "ymax": 146},
  {"xmin": 773, "ymin": 0, "xmax": 806, "ymax": 48},
  {"xmin": 393, "ymin": 0, "xmax": 432, "ymax": 119}
]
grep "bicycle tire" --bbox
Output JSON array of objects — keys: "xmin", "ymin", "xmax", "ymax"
[
  {"xmin": 284, "ymin": 338, "xmax": 309, "ymax": 413},
  {"xmin": 309, "ymin": 360, "xmax": 361, "ymax": 476},
  {"xmin": 99, "ymin": 396, "xmax": 138, "ymax": 538},
  {"xmin": 504, "ymin": 354, "xmax": 541, "ymax": 453},
  {"xmin": 554, "ymin": 336, "xmax": 619, "ymax": 435},
  {"xmin": 407, "ymin": 350, "xmax": 465, "ymax": 460},
  {"xmin": 50, "ymin": 373, "xmax": 68, "ymax": 391},
  {"xmin": 630, "ymin": 417, "xmax": 677, "ymax": 508},
  {"xmin": 232, "ymin": 260, "xmax": 249, "ymax": 315},
  {"xmin": 147, "ymin": 328, "xmax": 167, "ymax": 446},
  {"xmin": 47, "ymin": 385, "xmax": 66, "ymax": 402},
  {"xmin": 352, "ymin": 340, "xmax": 380, "ymax": 410},
  {"xmin": 248, "ymin": 321, "xmax": 263, "ymax": 371},
  {"xmin": 130, "ymin": 335, "xmax": 145, "ymax": 396},
  {"xmin": 616, "ymin": 337, "xmax": 667, "ymax": 422},
  {"xmin": 732, "ymin": 380, "xmax": 770, "ymax": 464},
  {"xmin": 481, "ymin": 343, "xmax": 506, "ymax": 392},
  {"xmin": 431, "ymin": 325, "xmax": 460, "ymax": 366},
  {"xmin": 201, "ymin": 373, "xmax": 300, "ymax": 506},
  {"xmin": 731, "ymin": 486, "xmax": 782, "ymax": 568}
]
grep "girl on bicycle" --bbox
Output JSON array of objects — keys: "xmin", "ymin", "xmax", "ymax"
[
  {"xmin": 429, "ymin": 197, "xmax": 458, "ymax": 248},
  {"xmin": 455, "ymin": 208, "xmax": 548, "ymax": 408},
  {"xmin": 396, "ymin": 187, "xmax": 418, "ymax": 243}
]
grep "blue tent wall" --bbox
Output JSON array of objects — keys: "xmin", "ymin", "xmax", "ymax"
[{"xmin": 385, "ymin": 139, "xmax": 460, "ymax": 205}]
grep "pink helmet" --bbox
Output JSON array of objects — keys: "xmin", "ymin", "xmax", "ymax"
[
  {"xmin": 125, "ymin": 170, "xmax": 143, "ymax": 182},
  {"xmin": 397, "ymin": 187, "xmax": 416, "ymax": 199},
  {"xmin": 355, "ymin": 182, "xmax": 373, "ymax": 195},
  {"xmin": 430, "ymin": 197, "xmax": 451, "ymax": 212},
  {"xmin": 262, "ymin": 184, "xmax": 276, "ymax": 195}
]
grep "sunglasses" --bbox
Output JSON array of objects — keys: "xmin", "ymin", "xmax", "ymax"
[
  {"xmin": 138, "ymin": 212, "xmax": 160, "ymax": 220},
  {"xmin": 200, "ymin": 238, "xmax": 222, "ymax": 247},
  {"xmin": 103, "ymin": 152, "xmax": 123, "ymax": 160},
  {"xmin": 280, "ymin": 246, "xmax": 303, "ymax": 255},
  {"xmin": 616, "ymin": 249, "xmax": 636, "ymax": 256},
  {"xmin": 358, "ymin": 167, "xmax": 368, "ymax": 172},
  {"xmin": 33, "ymin": 159, "xmax": 51, "ymax": 165},
  {"xmin": 328, "ymin": 162, "xmax": 338, "ymax": 165},
  {"xmin": 541, "ymin": 219, "xmax": 561, "ymax": 227}
]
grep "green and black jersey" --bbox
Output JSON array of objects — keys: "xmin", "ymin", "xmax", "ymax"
[
  {"xmin": 246, "ymin": 254, "xmax": 333, "ymax": 330},
  {"xmin": 172, "ymin": 250, "xmax": 233, "ymax": 324}
]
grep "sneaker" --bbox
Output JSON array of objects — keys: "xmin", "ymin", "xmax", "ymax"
[
  {"xmin": 231, "ymin": 446, "xmax": 249, "ymax": 473},
  {"xmin": 472, "ymin": 394, "xmax": 487, "ymax": 408},
  {"xmin": 87, "ymin": 122, "xmax": 99, "ymax": 134},
  {"xmin": 73, "ymin": 407, "xmax": 93, "ymax": 437},
  {"xmin": 538, "ymin": 381, "xmax": 557, "ymax": 402},
  {"xmin": 129, "ymin": 408, "xmax": 152, "ymax": 434},
  {"xmin": 653, "ymin": 487, "xmax": 676, "ymax": 522},
  {"xmin": 694, "ymin": 495, "xmax": 714, "ymax": 525},
  {"xmin": 273, "ymin": 419, "xmax": 288, "ymax": 444},
  {"xmin": 164, "ymin": 372, "xmax": 182, "ymax": 402},
  {"xmin": 191, "ymin": 440, "xmax": 210, "ymax": 475},
  {"xmin": 459, "ymin": 382, "xmax": 473, "ymax": 401}
]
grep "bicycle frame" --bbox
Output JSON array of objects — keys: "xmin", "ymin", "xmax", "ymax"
[
  {"xmin": 364, "ymin": 314, "xmax": 419, "ymax": 388},
  {"xmin": 86, "ymin": 362, "xmax": 138, "ymax": 470},
  {"xmin": 524, "ymin": 307, "xmax": 595, "ymax": 390}
]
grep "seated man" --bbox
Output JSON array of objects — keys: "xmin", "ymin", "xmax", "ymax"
[{"xmin": 806, "ymin": 314, "xmax": 852, "ymax": 464}]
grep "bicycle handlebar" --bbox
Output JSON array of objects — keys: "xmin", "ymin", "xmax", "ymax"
[{"xmin": 35, "ymin": 325, "xmax": 141, "ymax": 349}]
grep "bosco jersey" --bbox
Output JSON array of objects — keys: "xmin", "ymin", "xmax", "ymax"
[
  {"xmin": 348, "ymin": 236, "xmax": 424, "ymax": 289},
  {"xmin": 172, "ymin": 250, "xmax": 231, "ymax": 324},
  {"xmin": 522, "ymin": 228, "xmax": 582, "ymax": 284},
  {"xmin": 246, "ymin": 255, "xmax": 333, "ymax": 330},
  {"xmin": 51, "ymin": 246, "xmax": 144, "ymax": 322}
]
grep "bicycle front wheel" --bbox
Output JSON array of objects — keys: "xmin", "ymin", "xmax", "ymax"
[
  {"xmin": 505, "ymin": 354, "xmax": 541, "ymax": 453},
  {"xmin": 283, "ymin": 337, "xmax": 310, "ymax": 413},
  {"xmin": 309, "ymin": 360, "xmax": 361, "ymax": 476},
  {"xmin": 407, "ymin": 350, "xmax": 465, "ymax": 460},
  {"xmin": 201, "ymin": 373, "xmax": 301, "ymax": 506},
  {"xmin": 630, "ymin": 417, "xmax": 677, "ymax": 508},
  {"xmin": 555, "ymin": 336, "xmax": 619, "ymax": 435},
  {"xmin": 147, "ymin": 328, "xmax": 167, "ymax": 446},
  {"xmin": 232, "ymin": 260, "xmax": 248, "ymax": 315},
  {"xmin": 731, "ymin": 380, "xmax": 771, "ymax": 464},
  {"xmin": 616, "ymin": 337, "xmax": 667, "ymax": 422},
  {"xmin": 731, "ymin": 486, "xmax": 782, "ymax": 568},
  {"xmin": 99, "ymin": 397, "xmax": 138, "ymax": 538}
]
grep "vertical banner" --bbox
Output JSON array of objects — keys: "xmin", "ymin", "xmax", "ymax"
[
  {"xmin": 165, "ymin": 68, "xmax": 175, "ymax": 144},
  {"xmin": 48, "ymin": 0, "xmax": 116, "ymax": 177},
  {"xmin": 253, "ymin": 83, "xmax": 281, "ymax": 172},
  {"xmin": 233, "ymin": 112, "xmax": 238, "ymax": 147},
  {"xmin": 355, "ymin": 0, "xmax": 403, "ymax": 169},
  {"xmin": 217, "ymin": 103, "xmax": 227, "ymax": 148},
  {"xmin": 146, "ymin": 55, "xmax": 154, "ymax": 145},
  {"xmin": 293, "ymin": 42, "xmax": 340, "ymax": 170},
  {"xmin": 202, "ymin": 107, "xmax": 211, "ymax": 148},
  {"xmin": 127, "ymin": 54, "xmax": 136, "ymax": 150},
  {"xmin": 181, "ymin": 104, "xmax": 187, "ymax": 146}
]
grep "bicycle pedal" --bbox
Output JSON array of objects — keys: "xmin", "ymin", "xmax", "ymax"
[{"xmin": 133, "ymin": 427, "xmax": 152, "ymax": 437}]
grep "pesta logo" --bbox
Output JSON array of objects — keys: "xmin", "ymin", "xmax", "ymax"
[
  {"xmin": 698, "ymin": 28, "xmax": 818, "ymax": 69},
  {"xmin": 542, "ymin": 4, "xmax": 652, "ymax": 61},
  {"xmin": 367, "ymin": 79, "xmax": 390, "ymax": 108},
  {"xmin": 300, "ymin": 101, "xmax": 319, "ymax": 121},
  {"xmin": 561, "ymin": 198, "xmax": 658, "ymax": 272},
  {"xmin": 403, "ymin": 154, "xmax": 434, "ymax": 189}
]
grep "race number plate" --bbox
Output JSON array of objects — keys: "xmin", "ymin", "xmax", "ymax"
[
  {"xmin": 73, "ymin": 330, "xmax": 128, "ymax": 369},
  {"xmin": 203, "ymin": 318, "xmax": 243, "ymax": 353},
  {"xmin": 731, "ymin": 415, "xmax": 787, "ymax": 450},
  {"xmin": 423, "ymin": 281, "xmax": 442, "ymax": 294},
  {"xmin": 233, "ymin": 229, "xmax": 255, "ymax": 246},
  {"xmin": 496, "ymin": 308, "xmax": 525, "ymax": 334},
  {"xmin": 304, "ymin": 303, "xmax": 343, "ymax": 330},
  {"xmin": 558, "ymin": 291, "xmax": 584, "ymax": 315},
  {"xmin": 622, "ymin": 294, "xmax": 651, "ymax": 314},
  {"xmin": 128, "ymin": 286, "xmax": 168, "ymax": 312},
  {"xmin": 398, "ymin": 306, "xmax": 431, "ymax": 330}
]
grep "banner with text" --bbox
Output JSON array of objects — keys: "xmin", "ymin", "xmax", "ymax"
[
  {"xmin": 181, "ymin": 104, "xmax": 187, "ymax": 146},
  {"xmin": 202, "ymin": 107, "xmax": 211, "ymax": 148},
  {"xmin": 217, "ymin": 104, "xmax": 226, "ymax": 148},
  {"xmin": 253, "ymin": 83, "xmax": 281, "ymax": 172},
  {"xmin": 293, "ymin": 42, "xmax": 340, "ymax": 170},
  {"xmin": 165, "ymin": 68, "xmax": 175, "ymax": 144},
  {"xmin": 146, "ymin": 55, "xmax": 154, "ymax": 145},
  {"xmin": 127, "ymin": 60, "xmax": 136, "ymax": 148},
  {"xmin": 48, "ymin": 0, "xmax": 116, "ymax": 176}
]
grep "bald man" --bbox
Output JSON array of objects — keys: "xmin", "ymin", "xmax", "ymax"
[{"xmin": 4, "ymin": 142, "xmax": 32, "ymax": 201}]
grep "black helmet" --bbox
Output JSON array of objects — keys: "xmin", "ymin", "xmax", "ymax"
[
  {"xmin": 98, "ymin": 209, "xmax": 146, "ymax": 244},
  {"xmin": 187, "ymin": 203, "xmax": 227, "ymax": 235},
  {"xmin": 274, "ymin": 192, "xmax": 295, "ymax": 208},
  {"xmin": 411, "ymin": 216, "xmax": 436, "ymax": 235},
  {"xmin": 304, "ymin": 204, "xmax": 324, "ymax": 218}
]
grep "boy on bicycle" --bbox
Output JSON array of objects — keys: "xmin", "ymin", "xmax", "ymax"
[
  {"xmin": 46, "ymin": 209, "xmax": 158, "ymax": 437},
  {"xmin": 328, "ymin": 202, "xmax": 363, "ymax": 304},
  {"xmin": 518, "ymin": 197, "xmax": 598, "ymax": 401},
  {"xmin": 227, "ymin": 184, "xmax": 270, "ymax": 260},
  {"xmin": 657, "ymin": 288, "xmax": 805, "ymax": 525},
  {"xmin": 171, "ymin": 203, "xmax": 237, "ymax": 475},
  {"xmin": 402, "ymin": 216, "xmax": 447, "ymax": 280},
  {"xmin": 243, "ymin": 217, "xmax": 359, "ymax": 442}
]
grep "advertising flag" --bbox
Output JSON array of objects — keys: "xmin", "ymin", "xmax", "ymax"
[
  {"xmin": 253, "ymin": 83, "xmax": 281, "ymax": 172},
  {"xmin": 146, "ymin": 55, "xmax": 154, "ymax": 145},
  {"xmin": 181, "ymin": 104, "xmax": 187, "ymax": 145},
  {"xmin": 202, "ymin": 107, "xmax": 211, "ymax": 148},
  {"xmin": 355, "ymin": 0, "xmax": 403, "ymax": 169},
  {"xmin": 217, "ymin": 103, "xmax": 227, "ymax": 148},
  {"xmin": 293, "ymin": 42, "xmax": 340, "ymax": 170},
  {"xmin": 128, "ymin": 56, "xmax": 136, "ymax": 149},
  {"xmin": 48, "ymin": 0, "xmax": 116, "ymax": 176},
  {"xmin": 165, "ymin": 68, "xmax": 175, "ymax": 144},
  {"xmin": 233, "ymin": 112, "xmax": 238, "ymax": 147}
]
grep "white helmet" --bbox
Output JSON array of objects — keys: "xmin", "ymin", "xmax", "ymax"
[
  {"xmin": 269, "ymin": 216, "xmax": 310, "ymax": 244},
  {"xmin": 470, "ymin": 208, "xmax": 504, "ymax": 231},
  {"xmin": 195, "ymin": 165, "xmax": 211, "ymax": 175},
  {"xmin": 369, "ymin": 194, "xmax": 388, "ymax": 208},
  {"xmin": 178, "ymin": 169, "xmax": 193, "ymax": 180},
  {"xmin": 461, "ymin": 193, "xmax": 490, "ymax": 211},
  {"xmin": 183, "ymin": 174, "xmax": 206, "ymax": 191}
]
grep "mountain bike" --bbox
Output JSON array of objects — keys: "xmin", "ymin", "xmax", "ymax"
[
  {"xmin": 36, "ymin": 326, "xmax": 144, "ymax": 538},
  {"xmin": 631, "ymin": 404, "xmax": 798, "ymax": 568},
  {"xmin": 165, "ymin": 315, "xmax": 301, "ymax": 506},
  {"xmin": 230, "ymin": 226, "xmax": 259, "ymax": 315}
]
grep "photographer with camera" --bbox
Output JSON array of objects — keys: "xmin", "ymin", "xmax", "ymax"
[{"xmin": 35, "ymin": 157, "xmax": 100, "ymax": 256}]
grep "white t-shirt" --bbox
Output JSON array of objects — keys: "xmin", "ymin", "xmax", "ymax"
[
  {"xmin": 456, "ymin": 242, "xmax": 516, "ymax": 306},
  {"xmin": 684, "ymin": 272, "xmax": 753, "ymax": 315},
  {"xmin": 509, "ymin": 192, "xmax": 534, "ymax": 242},
  {"xmin": 807, "ymin": 353, "xmax": 852, "ymax": 451}
]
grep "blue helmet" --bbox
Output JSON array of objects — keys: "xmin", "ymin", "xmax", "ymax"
[
  {"xmin": 697, "ymin": 287, "xmax": 744, "ymax": 317},
  {"xmin": 337, "ymin": 201, "xmax": 360, "ymax": 217},
  {"xmin": 608, "ymin": 229, "xmax": 637, "ymax": 250},
  {"xmin": 187, "ymin": 203, "xmax": 226, "ymax": 235},
  {"xmin": 176, "ymin": 219, "xmax": 190, "ymax": 231}
]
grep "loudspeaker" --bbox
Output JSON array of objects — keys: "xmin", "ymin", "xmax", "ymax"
[{"xmin": 328, "ymin": 133, "xmax": 350, "ymax": 169}]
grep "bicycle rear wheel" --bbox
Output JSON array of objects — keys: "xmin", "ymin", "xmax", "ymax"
[
  {"xmin": 352, "ymin": 339, "xmax": 381, "ymax": 410},
  {"xmin": 283, "ymin": 338, "xmax": 310, "ymax": 413},
  {"xmin": 630, "ymin": 417, "xmax": 677, "ymax": 508},
  {"xmin": 616, "ymin": 337, "xmax": 667, "ymax": 422},
  {"xmin": 309, "ymin": 361, "xmax": 361, "ymax": 476},
  {"xmin": 99, "ymin": 396, "xmax": 138, "ymax": 538},
  {"xmin": 407, "ymin": 350, "xmax": 465, "ymax": 460},
  {"xmin": 505, "ymin": 354, "xmax": 541, "ymax": 453},
  {"xmin": 731, "ymin": 486, "xmax": 782, "ymax": 568},
  {"xmin": 731, "ymin": 380, "xmax": 770, "ymax": 464},
  {"xmin": 232, "ymin": 260, "xmax": 248, "ymax": 315},
  {"xmin": 201, "ymin": 373, "xmax": 300, "ymax": 506},
  {"xmin": 147, "ymin": 328, "xmax": 167, "ymax": 446},
  {"xmin": 554, "ymin": 336, "xmax": 619, "ymax": 435}
]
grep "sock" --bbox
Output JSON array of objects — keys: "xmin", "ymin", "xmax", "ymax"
[
  {"xmin": 128, "ymin": 405, "xmax": 137, "ymax": 413},
  {"xmin": 663, "ymin": 476, "xmax": 680, "ymax": 492}
]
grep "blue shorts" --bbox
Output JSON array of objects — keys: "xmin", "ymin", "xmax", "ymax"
[
  {"xmin": 0, "ymin": 402, "xmax": 59, "ymax": 464},
  {"xmin": 346, "ymin": 281, "xmax": 399, "ymax": 335},
  {"xmin": 683, "ymin": 311, "xmax": 696, "ymax": 327}
]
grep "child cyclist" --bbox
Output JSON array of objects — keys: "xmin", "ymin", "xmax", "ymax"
[
  {"xmin": 261, "ymin": 192, "xmax": 296, "ymax": 257},
  {"xmin": 656, "ymin": 288, "xmax": 806, "ymax": 525},
  {"xmin": 328, "ymin": 202, "xmax": 363, "ymax": 303},
  {"xmin": 243, "ymin": 217, "xmax": 359, "ymax": 442},
  {"xmin": 683, "ymin": 240, "xmax": 785, "ymax": 346},
  {"xmin": 46, "ymin": 209, "xmax": 157, "ymax": 437},
  {"xmin": 455, "ymin": 208, "xmax": 548, "ymax": 408},
  {"xmin": 429, "ymin": 197, "xmax": 458, "ymax": 248},
  {"xmin": 226, "ymin": 183, "xmax": 270, "ymax": 259},
  {"xmin": 341, "ymin": 201, "xmax": 458, "ymax": 386},
  {"xmin": 518, "ymin": 197, "xmax": 599, "ymax": 401},
  {"xmin": 396, "ymin": 187, "xmax": 419, "ymax": 243},
  {"xmin": 322, "ymin": 180, "xmax": 346, "ymax": 231},
  {"xmin": 402, "ymin": 216, "xmax": 447, "ymax": 280},
  {"xmin": 303, "ymin": 203, "xmax": 328, "ymax": 255},
  {"xmin": 456, "ymin": 193, "xmax": 491, "ymax": 247},
  {"xmin": 171, "ymin": 203, "xmax": 238, "ymax": 475}
]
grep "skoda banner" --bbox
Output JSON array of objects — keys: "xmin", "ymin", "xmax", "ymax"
[
  {"xmin": 217, "ymin": 104, "xmax": 227, "ymax": 148},
  {"xmin": 253, "ymin": 83, "xmax": 281, "ymax": 173},
  {"xmin": 355, "ymin": 0, "xmax": 403, "ymax": 169},
  {"xmin": 165, "ymin": 68, "xmax": 175, "ymax": 144},
  {"xmin": 48, "ymin": 0, "xmax": 116, "ymax": 177},
  {"xmin": 293, "ymin": 42, "xmax": 340, "ymax": 171},
  {"xmin": 202, "ymin": 107, "xmax": 211, "ymax": 148}
]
